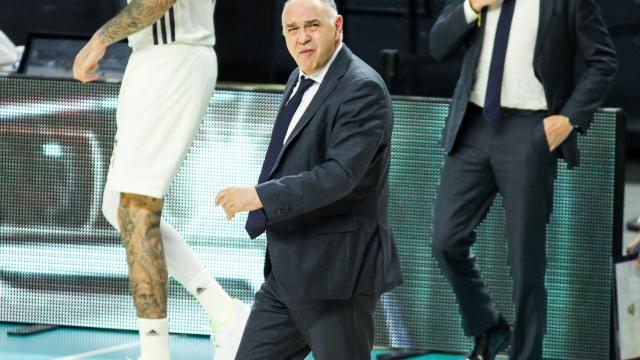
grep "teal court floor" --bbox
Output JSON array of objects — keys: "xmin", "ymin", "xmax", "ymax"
[{"xmin": 0, "ymin": 322, "xmax": 480, "ymax": 360}]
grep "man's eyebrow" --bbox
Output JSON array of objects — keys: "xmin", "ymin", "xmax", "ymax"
[{"xmin": 285, "ymin": 18, "xmax": 321, "ymax": 27}]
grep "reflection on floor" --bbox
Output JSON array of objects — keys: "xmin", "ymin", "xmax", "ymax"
[{"xmin": 0, "ymin": 322, "xmax": 489, "ymax": 360}]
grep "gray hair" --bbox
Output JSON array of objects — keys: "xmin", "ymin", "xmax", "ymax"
[{"xmin": 282, "ymin": 0, "xmax": 339, "ymax": 27}]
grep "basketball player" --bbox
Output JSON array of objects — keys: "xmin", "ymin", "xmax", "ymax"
[{"xmin": 73, "ymin": 0, "xmax": 249, "ymax": 359}]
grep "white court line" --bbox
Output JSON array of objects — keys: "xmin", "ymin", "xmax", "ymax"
[{"xmin": 53, "ymin": 341, "xmax": 139, "ymax": 360}]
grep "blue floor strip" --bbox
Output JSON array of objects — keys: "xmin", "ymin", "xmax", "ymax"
[{"xmin": 1, "ymin": 322, "xmax": 468, "ymax": 360}]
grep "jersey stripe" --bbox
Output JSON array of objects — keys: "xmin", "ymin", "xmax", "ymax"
[
  {"xmin": 169, "ymin": 7, "xmax": 176, "ymax": 42},
  {"xmin": 152, "ymin": 22, "xmax": 159, "ymax": 45},
  {"xmin": 159, "ymin": 15, "xmax": 168, "ymax": 44}
]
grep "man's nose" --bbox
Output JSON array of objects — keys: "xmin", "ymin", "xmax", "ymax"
[{"xmin": 297, "ymin": 29, "xmax": 311, "ymax": 44}]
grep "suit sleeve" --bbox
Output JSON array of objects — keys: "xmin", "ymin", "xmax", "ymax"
[
  {"xmin": 429, "ymin": 0, "xmax": 478, "ymax": 61},
  {"xmin": 559, "ymin": 0, "xmax": 617, "ymax": 132},
  {"xmin": 255, "ymin": 79, "xmax": 389, "ymax": 224}
]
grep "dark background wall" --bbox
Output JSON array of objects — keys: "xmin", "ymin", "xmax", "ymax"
[
  {"xmin": 0, "ymin": 0, "xmax": 125, "ymax": 44},
  {"xmin": 1, "ymin": 0, "xmax": 638, "ymax": 151}
]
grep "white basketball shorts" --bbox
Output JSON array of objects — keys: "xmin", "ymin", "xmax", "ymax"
[{"xmin": 105, "ymin": 44, "xmax": 217, "ymax": 198}]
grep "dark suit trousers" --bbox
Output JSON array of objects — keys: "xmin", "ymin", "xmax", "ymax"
[
  {"xmin": 431, "ymin": 104, "xmax": 557, "ymax": 360},
  {"xmin": 235, "ymin": 275, "xmax": 379, "ymax": 360}
]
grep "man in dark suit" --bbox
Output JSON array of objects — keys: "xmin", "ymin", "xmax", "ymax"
[
  {"xmin": 215, "ymin": 0, "xmax": 403, "ymax": 358},
  {"xmin": 429, "ymin": 0, "xmax": 617, "ymax": 359}
]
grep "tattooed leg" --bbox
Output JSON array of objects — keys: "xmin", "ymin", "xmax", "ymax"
[{"xmin": 118, "ymin": 192, "xmax": 168, "ymax": 319}]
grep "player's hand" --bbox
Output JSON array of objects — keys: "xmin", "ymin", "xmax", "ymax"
[
  {"xmin": 469, "ymin": 0, "xmax": 501, "ymax": 13},
  {"xmin": 73, "ymin": 35, "xmax": 107, "ymax": 83},
  {"xmin": 215, "ymin": 186, "xmax": 263, "ymax": 220},
  {"xmin": 543, "ymin": 115, "xmax": 573, "ymax": 152}
]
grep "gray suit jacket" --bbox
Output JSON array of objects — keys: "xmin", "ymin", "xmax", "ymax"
[
  {"xmin": 429, "ymin": 0, "xmax": 617, "ymax": 168},
  {"xmin": 255, "ymin": 45, "xmax": 404, "ymax": 300}
]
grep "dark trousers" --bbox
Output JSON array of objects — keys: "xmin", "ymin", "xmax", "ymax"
[
  {"xmin": 431, "ymin": 105, "xmax": 558, "ymax": 360},
  {"xmin": 235, "ymin": 275, "xmax": 379, "ymax": 360}
]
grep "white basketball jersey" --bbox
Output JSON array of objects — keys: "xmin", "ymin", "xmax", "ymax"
[{"xmin": 127, "ymin": 0, "xmax": 215, "ymax": 49}]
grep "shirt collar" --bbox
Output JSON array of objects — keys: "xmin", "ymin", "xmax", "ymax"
[{"xmin": 298, "ymin": 42, "xmax": 343, "ymax": 85}]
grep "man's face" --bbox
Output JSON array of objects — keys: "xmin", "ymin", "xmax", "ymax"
[{"xmin": 282, "ymin": 0, "xmax": 343, "ymax": 75}]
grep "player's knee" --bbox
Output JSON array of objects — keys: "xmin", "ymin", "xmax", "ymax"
[
  {"xmin": 120, "ymin": 193, "xmax": 164, "ymax": 213},
  {"xmin": 102, "ymin": 192, "xmax": 163, "ymax": 229}
]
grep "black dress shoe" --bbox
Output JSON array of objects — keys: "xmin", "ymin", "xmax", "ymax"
[{"xmin": 467, "ymin": 317, "xmax": 511, "ymax": 360}]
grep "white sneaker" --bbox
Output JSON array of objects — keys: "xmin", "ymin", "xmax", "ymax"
[{"xmin": 211, "ymin": 299, "xmax": 251, "ymax": 360}]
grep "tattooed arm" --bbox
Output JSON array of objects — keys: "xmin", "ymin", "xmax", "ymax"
[
  {"xmin": 73, "ymin": 0, "xmax": 176, "ymax": 83},
  {"xmin": 97, "ymin": 0, "xmax": 177, "ymax": 45}
]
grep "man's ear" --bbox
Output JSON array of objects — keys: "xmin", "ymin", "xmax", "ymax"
[{"xmin": 335, "ymin": 15, "xmax": 344, "ymax": 39}]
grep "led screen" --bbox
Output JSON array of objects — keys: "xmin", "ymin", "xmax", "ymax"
[{"xmin": 0, "ymin": 76, "xmax": 621, "ymax": 359}]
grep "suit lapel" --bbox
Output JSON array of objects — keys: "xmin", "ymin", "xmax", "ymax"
[
  {"xmin": 267, "ymin": 45, "xmax": 353, "ymax": 179},
  {"xmin": 534, "ymin": 0, "xmax": 556, "ymax": 61}
]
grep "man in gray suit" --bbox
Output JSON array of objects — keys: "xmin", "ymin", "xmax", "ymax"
[
  {"xmin": 215, "ymin": 0, "xmax": 403, "ymax": 358},
  {"xmin": 429, "ymin": 0, "xmax": 617, "ymax": 359}
]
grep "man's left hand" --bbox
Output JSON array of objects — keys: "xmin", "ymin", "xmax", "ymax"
[
  {"xmin": 543, "ymin": 115, "xmax": 574, "ymax": 152},
  {"xmin": 215, "ymin": 186, "xmax": 263, "ymax": 220}
]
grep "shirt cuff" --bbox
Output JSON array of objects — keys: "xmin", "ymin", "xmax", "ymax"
[{"xmin": 463, "ymin": 0, "xmax": 479, "ymax": 23}]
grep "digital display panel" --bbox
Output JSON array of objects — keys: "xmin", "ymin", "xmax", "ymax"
[
  {"xmin": 0, "ymin": 76, "xmax": 622, "ymax": 359},
  {"xmin": 18, "ymin": 35, "xmax": 131, "ymax": 81}
]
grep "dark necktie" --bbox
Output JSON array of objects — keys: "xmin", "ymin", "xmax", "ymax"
[
  {"xmin": 245, "ymin": 75, "xmax": 316, "ymax": 239},
  {"xmin": 483, "ymin": 0, "xmax": 517, "ymax": 122}
]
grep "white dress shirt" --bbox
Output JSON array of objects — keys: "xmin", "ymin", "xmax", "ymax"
[
  {"xmin": 283, "ymin": 42, "xmax": 344, "ymax": 143},
  {"xmin": 464, "ymin": 0, "xmax": 548, "ymax": 110}
]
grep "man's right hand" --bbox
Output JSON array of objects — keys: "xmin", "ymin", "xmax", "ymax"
[
  {"xmin": 469, "ymin": 0, "xmax": 501, "ymax": 13},
  {"xmin": 73, "ymin": 35, "xmax": 107, "ymax": 83}
]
